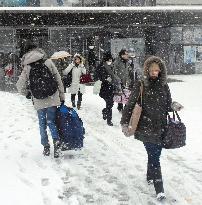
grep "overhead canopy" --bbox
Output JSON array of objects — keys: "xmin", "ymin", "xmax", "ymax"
[{"xmin": 0, "ymin": 6, "xmax": 202, "ymax": 27}]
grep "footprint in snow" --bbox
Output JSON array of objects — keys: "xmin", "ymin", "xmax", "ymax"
[
  {"xmin": 63, "ymin": 186, "xmax": 80, "ymax": 199},
  {"xmin": 18, "ymin": 176, "xmax": 34, "ymax": 188},
  {"xmin": 83, "ymin": 194, "xmax": 95, "ymax": 203},
  {"xmin": 85, "ymin": 176, "xmax": 93, "ymax": 184},
  {"xmin": 20, "ymin": 151, "xmax": 28, "ymax": 158},
  {"xmin": 41, "ymin": 178, "xmax": 50, "ymax": 186},
  {"xmin": 117, "ymin": 192, "xmax": 130, "ymax": 202}
]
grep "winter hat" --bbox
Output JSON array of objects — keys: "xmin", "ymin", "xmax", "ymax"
[
  {"xmin": 143, "ymin": 56, "xmax": 167, "ymax": 86},
  {"xmin": 103, "ymin": 52, "xmax": 113, "ymax": 62},
  {"xmin": 119, "ymin": 49, "xmax": 128, "ymax": 57}
]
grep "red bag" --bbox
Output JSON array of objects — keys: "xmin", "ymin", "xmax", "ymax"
[
  {"xmin": 80, "ymin": 73, "xmax": 93, "ymax": 84},
  {"xmin": 5, "ymin": 69, "xmax": 14, "ymax": 77}
]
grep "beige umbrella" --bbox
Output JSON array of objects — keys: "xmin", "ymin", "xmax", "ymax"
[{"xmin": 51, "ymin": 51, "xmax": 72, "ymax": 59}]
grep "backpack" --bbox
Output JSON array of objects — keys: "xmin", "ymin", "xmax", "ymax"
[
  {"xmin": 56, "ymin": 104, "xmax": 85, "ymax": 150},
  {"xmin": 29, "ymin": 59, "xmax": 58, "ymax": 99}
]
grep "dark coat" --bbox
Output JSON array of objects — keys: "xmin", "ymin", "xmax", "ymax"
[
  {"xmin": 113, "ymin": 57, "xmax": 134, "ymax": 89},
  {"xmin": 95, "ymin": 62, "xmax": 114, "ymax": 100},
  {"xmin": 120, "ymin": 56, "xmax": 172, "ymax": 145}
]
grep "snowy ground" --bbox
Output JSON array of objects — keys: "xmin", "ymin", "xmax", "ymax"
[{"xmin": 0, "ymin": 74, "xmax": 202, "ymax": 205}]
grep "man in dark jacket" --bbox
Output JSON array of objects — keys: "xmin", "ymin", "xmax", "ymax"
[
  {"xmin": 121, "ymin": 56, "xmax": 182, "ymax": 201},
  {"xmin": 114, "ymin": 49, "xmax": 134, "ymax": 112}
]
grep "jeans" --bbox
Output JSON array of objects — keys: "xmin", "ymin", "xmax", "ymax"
[
  {"xmin": 37, "ymin": 106, "xmax": 59, "ymax": 146},
  {"xmin": 144, "ymin": 142, "xmax": 164, "ymax": 194},
  {"xmin": 144, "ymin": 142, "xmax": 162, "ymax": 170}
]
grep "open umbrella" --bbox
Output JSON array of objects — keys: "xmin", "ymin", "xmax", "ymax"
[{"xmin": 51, "ymin": 51, "xmax": 72, "ymax": 59}]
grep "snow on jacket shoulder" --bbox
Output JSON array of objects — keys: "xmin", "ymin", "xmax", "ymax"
[{"xmin": 16, "ymin": 49, "xmax": 65, "ymax": 111}]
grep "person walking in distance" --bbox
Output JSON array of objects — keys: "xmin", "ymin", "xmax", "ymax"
[
  {"xmin": 95, "ymin": 52, "xmax": 120, "ymax": 126},
  {"xmin": 63, "ymin": 54, "xmax": 86, "ymax": 110},
  {"xmin": 113, "ymin": 49, "xmax": 134, "ymax": 112}
]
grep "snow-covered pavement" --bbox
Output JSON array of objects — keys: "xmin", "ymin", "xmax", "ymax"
[{"xmin": 0, "ymin": 74, "xmax": 202, "ymax": 205}]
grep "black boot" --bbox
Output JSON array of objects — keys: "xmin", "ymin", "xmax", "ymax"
[
  {"xmin": 147, "ymin": 164, "xmax": 153, "ymax": 185},
  {"xmin": 43, "ymin": 144, "xmax": 50, "ymax": 156},
  {"xmin": 53, "ymin": 140, "xmax": 61, "ymax": 158},
  {"xmin": 77, "ymin": 101, "xmax": 81, "ymax": 110},
  {"xmin": 117, "ymin": 103, "xmax": 123, "ymax": 112},
  {"xmin": 102, "ymin": 108, "xmax": 107, "ymax": 120},
  {"xmin": 107, "ymin": 120, "xmax": 113, "ymax": 126},
  {"xmin": 153, "ymin": 167, "xmax": 166, "ymax": 200},
  {"xmin": 107, "ymin": 109, "xmax": 113, "ymax": 126},
  {"xmin": 72, "ymin": 101, "xmax": 76, "ymax": 107},
  {"xmin": 71, "ymin": 94, "xmax": 76, "ymax": 107}
]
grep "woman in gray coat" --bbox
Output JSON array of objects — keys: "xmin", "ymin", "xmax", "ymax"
[
  {"xmin": 121, "ymin": 56, "xmax": 182, "ymax": 201},
  {"xmin": 16, "ymin": 48, "xmax": 65, "ymax": 158}
]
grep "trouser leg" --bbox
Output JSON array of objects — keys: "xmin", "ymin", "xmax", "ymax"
[{"xmin": 144, "ymin": 142, "xmax": 164, "ymax": 194}]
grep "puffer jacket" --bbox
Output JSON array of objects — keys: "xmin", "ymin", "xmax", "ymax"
[
  {"xmin": 63, "ymin": 62, "xmax": 86, "ymax": 94},
  {"xmin": 16, "ymin": 49, "xmax": 65, "ymax": 111},
  {"xmin": 121, "ymin": 56, "xmax": 172, "ymax": 145}
]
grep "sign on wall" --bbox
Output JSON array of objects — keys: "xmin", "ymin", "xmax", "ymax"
[
  {"xmin": 184, "ymin": 46, "xmax": 196, "ymax": 64},
  {"xmin": 2, "ymin": 0, "xmax": 40, "ymax": 6},
  {"xmin": 196, "ymin": 46, "xmax": 202, "ymax": 62}
]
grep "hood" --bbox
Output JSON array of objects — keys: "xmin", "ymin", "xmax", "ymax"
[
  {"xmin": 143, "ymin": 56, "xmax": 167, "ymax": 86},
  {"xmin": 22, "ymin": 48, "xmax": 47, "ymax": 65}
]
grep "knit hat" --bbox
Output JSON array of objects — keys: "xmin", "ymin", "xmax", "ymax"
[{"xmin": 103, "ymin": 52, "xmax": 113, "ymax": 62}]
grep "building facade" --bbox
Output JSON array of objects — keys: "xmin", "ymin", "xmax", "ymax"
[{"xmin": 0, "ymin": 3, "xmax": 202, "ymax": 75}]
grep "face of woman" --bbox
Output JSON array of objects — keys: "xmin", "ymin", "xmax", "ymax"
[
  {"xmin": 149, "ymin": 63, "xmax": 160, "ymax": 79},
  {"xmin": 74, "ymin": 57, "xmax": 81, "ymax": 64}
]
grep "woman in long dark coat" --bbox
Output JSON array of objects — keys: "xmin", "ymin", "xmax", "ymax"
[
  {"xmin": 95, "ymin": 52, "xmax": 119, "ymax": 126},
  {"xmin": 121, "ymin": 56, "xmax": 182, "ymax": 201}
]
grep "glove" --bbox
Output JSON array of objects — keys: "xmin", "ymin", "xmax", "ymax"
[
  {"xmin": 60, "ymin": 100, "xmax": 65, "ymax": 106},
  {"xmin": 106, "ymin": 77, "xmax": 112, "ymax": 83},
  {"xmin": 171, "ymin": 101, "xmax": 184, "ymax": 111},
  {"xmin": 121, "ymin": 124, "xmax": 130, "ymax": 137}
]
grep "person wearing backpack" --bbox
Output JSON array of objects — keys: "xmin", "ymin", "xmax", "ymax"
[
  {"xmin": 63, "ymin": 54, "xmax": 86, "ymax": 110},
  {"xmin": 16, "ymin": 47, "xmax": 65, "ymax": 158}
]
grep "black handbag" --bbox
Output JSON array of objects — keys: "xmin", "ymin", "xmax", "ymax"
[{"xmin": 162, "ymin": 111, "xmax": 186, "ymax": 149}]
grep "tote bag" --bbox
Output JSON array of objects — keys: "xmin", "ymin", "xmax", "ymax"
[
  {"xmin": 126, "ymin": 83, "xmax": 143, "ymax": 136},
  {"xmin": 162, "ymin": 111, "xmax": 186, "ymax": 149}
]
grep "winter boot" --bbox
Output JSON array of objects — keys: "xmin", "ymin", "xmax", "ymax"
[
  {"xmin": 72, "ymin": 100, "xmax": 76, "ymax": 108},
  {"xmin": 107, "ymin": 121, "xmax": 113, "ymax": 126},
  {"xmin": 156, "ymin": 193, "xmax": 166, "ymax": 201},
  {"xmin": 147, "ymin": 164, "xmax": 153, "ymax": 185},
  {"xmin": 77, "ymin": 101, "xmax": 81, "ymax": 110},
  {"xmin": 106, "ymin": 109, "xmax": 113, "ymax": 126},
  {"xmin": 43, "ymin": 144, "xmax": 50, "ymax": 156},
  {"xmin": 153, "ymin": 167, "xmax": 166, "ymax": 200},
  {"xmin": 102, "ymin": 108, "xmax": 107, "ymax": 120},
  {"xmin": 53, "ymin": 140, "xmax": 61, "ymax": 158},
  {"xmin": 117, "ymin": 103, "xmax": 123, "ymax": 113}
]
